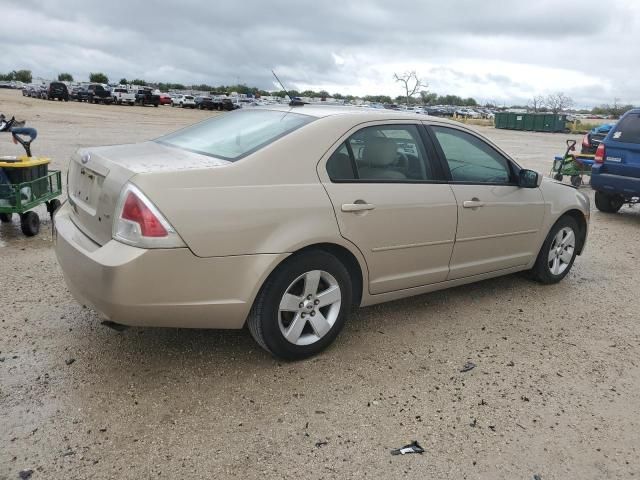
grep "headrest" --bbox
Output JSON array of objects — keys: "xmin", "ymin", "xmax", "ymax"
[{"xmin": 362, "ymin": 137, "xmax": 397, "ymax": 167}]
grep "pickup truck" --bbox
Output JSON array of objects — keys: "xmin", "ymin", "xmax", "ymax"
[
  {"xmin": 87, "ymin": 84, "xmax": 113, "ymax": 104},
  {"xmin": 135, "ymin": 88, "xmax": 160, "ymax": 107},
  {"xmin": 112, "ymin": 87, "xmax": 136, "ymax": 106}
]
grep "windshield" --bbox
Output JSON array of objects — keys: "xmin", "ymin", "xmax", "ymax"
[{"xmin": 157, "ymin": 110, "xmax": 314, "ymax": 161}]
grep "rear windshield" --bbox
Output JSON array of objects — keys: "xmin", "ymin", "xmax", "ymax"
[
  {"xmin": 612, "ymin": 112, "xmax": 640, "ymax": 144},
  {"xmin": 157, "ymin": 110, "xmax": 314, "ymax": 161}
]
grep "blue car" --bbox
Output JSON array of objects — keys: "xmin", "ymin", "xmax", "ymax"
[{"xmin": 591, "ymin": 109, "xmax": 640, "ymax": 212}]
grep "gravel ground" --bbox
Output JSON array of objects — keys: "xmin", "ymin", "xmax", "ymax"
[{"xmin": 1, "ymin": 89, "xmax": 639, "ymax": 480}]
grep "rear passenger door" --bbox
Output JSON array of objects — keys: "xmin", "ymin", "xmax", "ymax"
[
  {"xmin": 427, "ymin": 124, "xmax": 545, "ymax": 280},
  {"xmin": 318, "ymin": 122, "xmax": 458, "ymax": 295}
]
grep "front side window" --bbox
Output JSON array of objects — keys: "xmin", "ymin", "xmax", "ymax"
[
  {"xmin": 326, "ymin": 124, "xmax": 435, "ymax": 182},
  {"xmin": 432, "ymin": 126, "xmax": 513, "ymax": 184},
  {"xmin": 158, "ymin": 110, "xmax": 313, "ymax": 161}
]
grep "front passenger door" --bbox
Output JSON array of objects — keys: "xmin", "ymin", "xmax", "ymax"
[{"xmin": 428, "ymin": 125, "xmax": 545, "ymax": 280}]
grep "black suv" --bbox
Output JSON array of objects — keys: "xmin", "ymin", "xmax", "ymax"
[
  {"xmin": 195, "ymin": 96, "xmax": 217, "ymax": 110},
  {"xmin": 87, "ymin": 84, "xmax": 113, "ymax": 104},
  {"xmin": 46, "ymin": 82, "xmax": 69, "ymax": 101}
]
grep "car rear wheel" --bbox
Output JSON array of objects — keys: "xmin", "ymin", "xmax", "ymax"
[
  {"xmin": 248, "ymin": 250, "xmax": 352, "ymax": 360},
  {"xmin": 0, "ymin": 213, "xmax": 12, "ymax": 223},
  {"xmin": 594, "ymin": 191, "xmax": 624, "ymax": 213},
  {"xmin": 529, "ymin": 216, "xmax": 579, "ymax": 284}
]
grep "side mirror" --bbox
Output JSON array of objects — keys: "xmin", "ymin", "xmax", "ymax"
[{"xmin": 519, "ymin": 169, "xmax": 541, "ymax": 188}]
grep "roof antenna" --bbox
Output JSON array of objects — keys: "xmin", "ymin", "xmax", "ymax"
[{"xmin": 272, "ymin": 70, "xmax": 305, "ymax": 107}]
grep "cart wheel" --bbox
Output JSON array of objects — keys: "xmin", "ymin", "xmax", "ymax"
[
  {"xmin": 20, "ymin": 211, "xmax": 40, "ymax": 237},
  {"xmin": 570, "ymin": 175, "xmax": 582, "ymax": 187},
  {"xmin": 553, "ymin": 173, "xmax": 563, "ymax": 181},
  {"xmin": 0, "ymin": 213, "xmax": 12, "ymax": 223},
  {"xmin": 47, "ymin": 199, "xmax": 62, "ymax": 214}
]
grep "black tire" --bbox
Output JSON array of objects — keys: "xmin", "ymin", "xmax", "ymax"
[
  {"xmin": 570, "ymin": 175, "xmax": 582, "ymax": 187},
  {"xmin": 0, "ymin": 213, "xmax": 12, "ymax": 223},
  {"xmin": 248, "ymin": 250, "xmax": 353, "ymax": 360},
  {"xmin": 20, "ymin": 211, "xmax": 40, "ymax": 237},
  {"xmin": 594, "ymin": 191, "xmax": 624, "ymax": 213},
  {"xmin": 553, "ymin": 173, "xmax": 563, "ymax": 181},
  {"xmin": 529, "ymin": 216, "xmax": 580, "ymax": 284}
]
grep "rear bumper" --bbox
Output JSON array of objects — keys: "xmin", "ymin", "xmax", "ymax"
[
  {"xmin": 54, "ymin": 203, "xmax": 287, "ymax": 329},
  {"xmin": 591, "ymin": 169, "xmax": 640, "ymax": 197}
]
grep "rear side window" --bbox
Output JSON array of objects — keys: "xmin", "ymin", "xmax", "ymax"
[
  {"xmin": 326, "ymin": 124, "xmax": 436, "ymax": 182},
  {"xmin": 158, "ymin": 110, "xmax": 313, "ymax": 161},
  {"xmin": 611, "ymin": 112, "xmax": 640, "ymax": 144}
]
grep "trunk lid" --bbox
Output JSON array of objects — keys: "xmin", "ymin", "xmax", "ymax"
[{"xmin": 67, "ymin": 141, "xmax": 231, "ymax": 245}]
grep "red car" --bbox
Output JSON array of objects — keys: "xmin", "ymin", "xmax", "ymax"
[{"xmin": 158, "ymin": 93, "xmax": 172, "ymax": 105}]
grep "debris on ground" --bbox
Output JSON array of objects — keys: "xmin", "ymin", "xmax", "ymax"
[
  {"xmin": 533, "ymin": 475, "xmax": 542, "ymax": 480},
  {"xmin": 65, "ymin": 358, "xmax": 75, "ymax": 366},
  {"xmin": 315, "ymin": 441, "xmax": 328, "ymax": 448},
  {"xmin": 390, "ymin": 440, "xmax": 425, "ymax": 455},
  {"xmin": 460, "ymin": 361, "xmax": 476, "ymax": 373},
  {"xmin": 18, "ymin": 470, "xmax": 34, "ymax": 480}
]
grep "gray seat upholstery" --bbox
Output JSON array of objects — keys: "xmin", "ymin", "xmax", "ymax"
[
  {"xmin": 359, "ymin": 137, "xmax": 406, "ymax": 180},
  {"xmin": 326, "ymin": 152, "xmax": 355, "ymax": 180}
]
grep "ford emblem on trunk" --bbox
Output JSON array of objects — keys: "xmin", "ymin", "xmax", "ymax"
[{"xmin": 81, "ymin": 153, "xmax": 90, "ymax": 164}]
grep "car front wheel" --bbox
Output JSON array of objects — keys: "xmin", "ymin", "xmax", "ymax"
[
  {"xmin": 248, "ymin": 250, "xmax": 352, "ymax": 360},
  {"xmin": 530, "ymin": 216, "xmax": 580, "ymax": 284},
  {"xmin": 594, "ymin": 191, "xmax": 624, "ymax": 213}
]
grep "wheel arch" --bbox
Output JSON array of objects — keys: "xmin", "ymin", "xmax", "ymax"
[
  {"xmin": 559, "ymin": 208, "xmax": 588, "ymax": 255},
  {"xmin": 254, "ymin": 242, "xmax": 366, "ymax": 311}
]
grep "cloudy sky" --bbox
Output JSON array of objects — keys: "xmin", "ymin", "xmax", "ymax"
[{"xmin": 2, "ymin": 0, "xmax": 639, "ymax": 107}]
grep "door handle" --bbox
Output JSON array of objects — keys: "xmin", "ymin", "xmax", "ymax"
[
  {"xmin": 342, "ymin": 202, "xmax": 376, "ymax": 212},
  {"xmin": 463, "ymin": 198, "xmax": 485, "ymax": 208}
]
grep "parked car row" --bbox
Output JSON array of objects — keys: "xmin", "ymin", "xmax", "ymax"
[
  {"xmin": 20, "ymin": 82, "xmax": 245, "ymax": 111},
  {"xmin": 22, "ymin": 83, "xmax": 164, "ymax": 107},
  {"xmin": 173, "ymin": 95, "xmax": 239, "ymax": 111}
]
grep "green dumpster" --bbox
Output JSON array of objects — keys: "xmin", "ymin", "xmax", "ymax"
[
  {"xmin": 495, "ymin": 113, "xmax": 568, "ymax": 133},
  {"xmin": 523, "ymin": 114, "xmax": 535, "ymax": 131}
]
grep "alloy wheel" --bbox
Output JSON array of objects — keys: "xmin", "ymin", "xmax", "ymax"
[
  {"xmin": 547, "ymin": 226, "xmax": 575, "ymax": 275},
  {"xmin": 278, "ymin": 270, "xmax": 341, "ymax": 346}
]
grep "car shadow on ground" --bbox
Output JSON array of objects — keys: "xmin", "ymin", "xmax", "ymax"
[{"xmin": 75, "ymin": 270, "xmax": 538, "ymax": 371}]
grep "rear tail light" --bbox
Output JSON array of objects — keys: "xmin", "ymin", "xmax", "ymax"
[
  {"xmin": 113, "ymin": 183, "xmax": 185, "ymax": 248},
  {"xmin": 582, "ymin": 134, "xmax": 590, "ymax": 149},
  {"xmin": 594, "ymin": 143, "xmax": 606, "ymax": 164}
]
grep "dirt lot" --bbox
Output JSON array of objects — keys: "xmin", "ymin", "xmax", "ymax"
[{"xmin": 1, "ymin": 89, "xmax": 639, "ymax": 479}]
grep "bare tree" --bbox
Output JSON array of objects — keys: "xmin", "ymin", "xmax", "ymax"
[
  {"xmin": 545, "ymin": 92, "xmax": 573, "ymax": 114},
  {"xmin": 393, "ymin": 71, "xmax": 426, "ymax": 106},
  {"xmin": 613, "ymin": 97, "xmax": 621, "ymax": 118},
  {"xmin": 529, "ymin": 95, "xmax": 545, "ymax": 113}
]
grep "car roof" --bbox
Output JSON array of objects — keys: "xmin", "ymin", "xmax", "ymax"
[{"xmin": 256, "ymin": 104, "xmax": 463, "ymax": 126}]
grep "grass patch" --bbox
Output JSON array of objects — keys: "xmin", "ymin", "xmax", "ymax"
[
  {"xmin": 452, "ymin": 117, "xmax": 494, "ymax": 127},
  {"xmin": 567, "ymin": 121, "xmax": 600, "ymax": 134}
]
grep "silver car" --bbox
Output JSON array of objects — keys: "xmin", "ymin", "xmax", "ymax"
[{"xmin": 55, "ymin": 106, "xmax": 589, "ymax": 359}]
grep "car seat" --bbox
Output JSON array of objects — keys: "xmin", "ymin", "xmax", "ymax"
[{"xmin": 359, "ymin": 138, "xmax": 407, "ymax": 180}]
